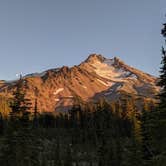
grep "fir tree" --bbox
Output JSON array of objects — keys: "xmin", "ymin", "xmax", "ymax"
[
  {"xmin": 0, "ymin": 112, "xmax": 4, "ymax": 135},
  {"xmin": 141, "ymin": 22, "xmax": 166, "ymax": 166},
  {"xmin": 150, "ymin": 21, "xmax": 166, "ymax": 165},
  {"xmin": 64, "ymin": 145, "xmax": 73, "ymax": 166},
  {"xmin": 158, "ymin": 31, "xmax": 166, "ymax": 107},
  {"xmin": 0, "ymin": 94, "xmax": 11, "ymax": 118},
  {"xmin": 10, "ymin": 75, "xmax": 31, "ymax": 118},
  {"xmin": 33, "ymin": 98, "xmax": 39, "ymax": 128}
]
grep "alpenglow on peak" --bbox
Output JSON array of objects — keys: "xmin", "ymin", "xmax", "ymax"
[{"xmin": 0, "ymin": 54, "xmax": 159, "ymax": 112}]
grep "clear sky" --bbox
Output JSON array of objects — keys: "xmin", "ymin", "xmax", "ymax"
[{"xmin": 0, "ymin": 0, "xmax": 166, "ymax": 80}]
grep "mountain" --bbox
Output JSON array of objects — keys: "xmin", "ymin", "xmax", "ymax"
[{"xmin": 0, "ymin": 54, "xmax": 160, "ymax": 113}]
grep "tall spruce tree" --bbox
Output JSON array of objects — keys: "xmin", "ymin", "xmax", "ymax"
[
  {"xmin": 0, "ymin": 112, "xmax": 4, "ymax": 135},
  {"xmin": 33, "ymin": 98, "xmax": 38, "ymax": 128},
  {"xmin": 141, "ymin": 22, "xmax": 166, "ymax": 166},
  {"xmin": 10, "ymin": 75, "xmax": 31, "ymax": 118},
  {"xmin": 159, "ymin": 23, "xmax": 166, "ymax": 107},
  {"xmin": 152, "ymin": 22, "xmax": 166, "ymax": 165}
]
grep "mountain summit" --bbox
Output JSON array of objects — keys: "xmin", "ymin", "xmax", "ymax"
[{"xmin": 0, "ymin": 54, "xmax": 159, "ymax": 112}]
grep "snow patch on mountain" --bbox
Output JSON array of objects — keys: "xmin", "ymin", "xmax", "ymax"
[
  {"xmin": 130, "ymin": 74, "xmax": 138, "ymax": 79},
  {"xmin": 81, "ymin": 85, "xmax": 87, "ymax": 89},
  {"xmin": 97, "ymin": 79, "xmax": 114, "ymax": 87},
  {"xmin": 53, "ymin": 88, "xmax": 64, "ymax": 95},
  {"xmin": 91, "ymin": 60, "xmax": 132, "ymax": 81},
  {"xmin": 104, "ymin": 91, "xmax": 113, "ymax": 96},
  {"xmin": 25, "ymin": 72, "xmax": 47, "ymax": 78},
  {"xmin": 116, "ymin": 84, "xmax": 123, "ymax": 90},
  {"xmin": 104, "ymin": 59, "xmax": 115, "ymax": 66},
  {"xmin": 91, "ymin": 61, "xmax": 119, "ymax": 79}
]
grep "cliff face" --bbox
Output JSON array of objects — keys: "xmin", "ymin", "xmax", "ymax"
[{"xmin": 0, "ymin": 54, "xmax": 160, "ymax": 113}]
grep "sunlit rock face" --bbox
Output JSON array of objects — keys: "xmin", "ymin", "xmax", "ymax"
[{"xmin": 0, "ymin": 54, "xmax": 160, "ymax": 113}]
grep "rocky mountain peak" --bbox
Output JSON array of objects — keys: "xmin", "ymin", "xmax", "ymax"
[
  {"xmin": 0, "ymin": 54, "xmax": 159, "ymax": 113},
  {"xmin": 85, "ymin": 54, "xmax": 106, "ymax": 63},
  {"xmin": 60, "ymin": 66, "xmax": 70, "ymax": 73},
  {"xmin": 113, "ymin": 56, "xmax": 125, "ymax": 65},
  {"xmin": 83, "ymin": 54, "xmax": 125, "ymax": 67}
]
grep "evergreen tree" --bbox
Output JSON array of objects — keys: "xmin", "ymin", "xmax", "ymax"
[
  {"xmin": 10, "ymin": 75, "xmax": 31, "ymax": 118},
  {"xmin": 0, "ymin": 112, "xmax": 4, "ymax": 135},
  {"xmin": 33, "ymin": 98, "xmax": 39, "ymax": 128},
  {"xmin": 128, "ymin": 110, "xmax": 143, "ymax": 166},
  {"xmin": 150, "ymin": 21, "xmax": 166, "ymax": 165},
  {"xmin": 0, "ymin": 94, "xmax": 11, "ymax": 118},
  {"xmin": 141, "ymin": 109, "xmax": 155, "ymax": 163},
  {"xmin": 149, "ymin": 22, "xmax": 166, "ymax": 165},
  {"xmin": 53, "ymin": 138, "xmax": 62, "ymax": 166},
  {"xmin": 141, "ymin": 22, "xmax": 166, "ymax": 166},
  {"xmin": 158, "ymin": 23, "xmax": 166, "ymax": 106},
  {"xmin": 64, "ymin": 145, "xmax": 73, "ymax": 166},
  {"xmin": 98, "ymin": 139, "xmax": 108, "ymax": 166}
]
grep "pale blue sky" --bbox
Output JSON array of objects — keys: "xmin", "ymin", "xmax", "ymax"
[{"xmin": 0, "ymin": 0, "xmax": 165, "ymax": 80}]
